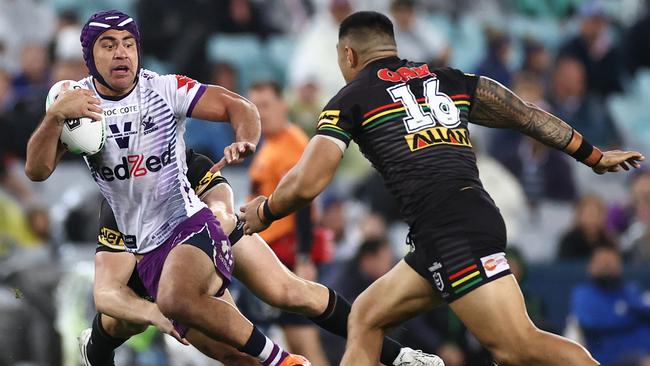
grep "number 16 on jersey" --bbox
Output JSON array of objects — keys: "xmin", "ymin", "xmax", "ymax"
[{"xmin": 388, "ymin": 78, "xmax": 461, "ymax": 134}]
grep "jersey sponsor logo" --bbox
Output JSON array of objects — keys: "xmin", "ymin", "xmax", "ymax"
[
  {"xmin": 98, "ymin": 226, "xmax": 124, "ymax": 249},
  {"xmin": 103, "ymin": 104, "xmax": 138, "ymax": 117},
  {"xmin": 91, "ymin": 142, "xmax": 174, "ymax": 181},
  {"xmin": 176, "ymin": 75, "xmax": 197, "ymax": 91},
  {"xmin": 480, "ymin": 252, "xmax": 509, "ymax": 278},
  {"xmin": 108, "ymin": 122, "xmax": 136, "ymax": 149},
  {"xmin": 317, "ymin": 110, "xmax": 341, "ymax": 126},
  {"xmin": 377, "ymin": 64, "xmax": 433, "ymax": 83},
  {"xmin": 141, "ymin": 116, "xmax": 159, "ymax": 135},
  {"xmin": 405, "ymin": 127, "xmax": 472, "ymax": 151},
  {"xmin": 428, "ymin": 261, "xmax": 442, "ymax": 272}
]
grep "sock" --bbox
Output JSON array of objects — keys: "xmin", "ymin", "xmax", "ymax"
[
  {"xmin": 309, "ymin": 287, "xmax": 402, "ymax": 365},
  {"xmin": 86, "ymin": 313, "xmax": 127, "ymax": 366},
  {"xmin": 239, "ymin": 326, "xmax": 290, "ymax": 366}
]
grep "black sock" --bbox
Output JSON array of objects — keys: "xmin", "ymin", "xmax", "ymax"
[
  {"xmin": 238, "ymin": 326, "xmax": 289, "ymax": 365},
  {"xmin": 228, "ymin": 216, "xmax": 245, "ymax": 245},
  {"xmin": 309, "ymin": 287, "xmax": 403, "ymax": 365},
  {"xmin": 86, "ymin": 313, "xmax": 127, "ymax": 366}
]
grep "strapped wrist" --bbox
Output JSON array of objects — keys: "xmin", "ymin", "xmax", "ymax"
[
  {"xmin": 562, "ymin": 129, "xmax": 603, "ymax": 167},
  {"xmin": 262, "ymin": 197, "xmax": 281, "ymax": 222}
]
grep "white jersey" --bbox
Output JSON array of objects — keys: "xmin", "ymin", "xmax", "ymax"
[{"xmin": 81, "ymin": 69, "xmax": 207, "ymax": 254}]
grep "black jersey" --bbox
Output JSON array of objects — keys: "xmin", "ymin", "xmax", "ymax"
[{"xmin": 316, "ymin": 57, "xmax": 481, "ymax": 225}]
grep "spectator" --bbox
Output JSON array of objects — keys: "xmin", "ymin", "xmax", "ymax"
[
  {"xmin": 520, "ymin": 38, "xmax": 551, "ymax": 80},
  {"xmin": 214, "ymin": 0, "xmax": 281, "ymax": 39},
  {"xmin": 287, "ymin": 80, "xmax": 324, "ymax": 136},
  {"xmin": 623, "ymin": 171, "xmax": 650, "ymax": 263},
  {"xmin": 476, "ymin": 28, "xmax": 512, "ymax": 87},
  {"xmin": 389, "ymin": 0, "xmax": 449, "ymax": 65},
  {"xmin": 547, "ymin": 56, "xmax": 622, "ymax": 149},
  {"xmin": 558, "ymin": 0, "xmax": 622, "ymax": 96},
  {"xmin": 11, "ymin": 43, "xmax": 50, "ymax": 103},
  {"xmin": 570, "ymin": 247, "xmax": 650, "ymax": 365},
  {"xmin": 558, "ymin": 194, "xmax": 617, "ymax": 260},
  {"xmin": 500, "ymin": 136, "xmax": 577, "ymax": 205},
  {"xmin": 625, "ymin": 6, "xmax": 650, "ymax": 75},
  {"xmin": 289, "ymin": 0, "xmax": 352, "ymax": 100}
]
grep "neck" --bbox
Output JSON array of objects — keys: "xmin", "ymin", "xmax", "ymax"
[
  {"xmin": 360, "ymin": 50, "xmax": 398, "ymax": 69},
  {"xmin": 93, "ymin": 78, "xmax": 135, "ymax": 97}
]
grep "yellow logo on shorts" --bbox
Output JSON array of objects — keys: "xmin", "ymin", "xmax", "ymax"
[{"xmin": 99, "ymin": 227, "xmax": 125, "ymax": 249}]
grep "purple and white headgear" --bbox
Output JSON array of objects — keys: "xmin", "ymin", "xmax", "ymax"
[{"xmin": 80, "ymin": 10, "xmax": 141, "ymax": 90}]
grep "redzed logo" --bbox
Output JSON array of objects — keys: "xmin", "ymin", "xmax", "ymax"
[{"xmin": 91, "ymin": 143, "xmax": 173, "ymax": 181}]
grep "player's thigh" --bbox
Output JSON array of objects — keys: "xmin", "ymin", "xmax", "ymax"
[
  {"xmin": 448, "ymin": 274, "xmax": 537, "ymax": 351},
  {"xmin": 351, "ymin": 260, "xmax": 443, "ymax": 330},
  {"xmin": 232, "ymin": 233, "xmax": 305, "ymax": 304},
  {"xmin": 158, "ymin": 244, "xmax": 222, "ymax": 301},
  {"xmin": 202, "ymin": 183, "xmax": 235, "ymax": 215}
]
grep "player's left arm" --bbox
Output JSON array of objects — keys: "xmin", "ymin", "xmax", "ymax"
[
  {"xmin": 469, "ymin": 76, "xmax": 644, "ymax": 174},
  {"xmin": 190, "ymin": 85, "xmax": 261, "ymax": 170},
  {"xmin": 240, "ymin": 136, "xmax": 343, "ymax": 235}
]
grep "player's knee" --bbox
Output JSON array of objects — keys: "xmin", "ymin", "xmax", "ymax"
[
  {"xmin": 483, "ymin": 326, "xmax": 542, "ymax": 365},
  {"xmin": 157, "ymin": 290, "xmax": 195, "ymax": 322},
  {"xmin": 348, "ymin": 293, "xmax": 382, "ymax": 330}
]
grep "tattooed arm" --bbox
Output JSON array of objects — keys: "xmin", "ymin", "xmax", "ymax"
[
  {"xmin": 469, "ymin": 76, "xmax": 644, "ymax": 173},
  {"xmin": 469, "ymin": 76, "xmax": 572, "ymax": 149}
]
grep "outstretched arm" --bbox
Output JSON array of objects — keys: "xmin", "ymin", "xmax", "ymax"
[
  {"xmin": 240, "ymin": 136, "xmax": 343, "ymax": 235},
  {"xmin": 190, "ymin": 86, "xmax": 261, "ymax": 171},
  {"xmin": 469, "ymin": 76, "xmax": 644, "ymax": 174}
]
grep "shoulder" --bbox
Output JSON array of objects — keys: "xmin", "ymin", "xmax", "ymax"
[{"xmin": 322, "ymin": 78, "xmax": 367, "ymax": 112}]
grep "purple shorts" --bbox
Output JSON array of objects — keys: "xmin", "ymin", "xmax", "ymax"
[{"xmin": 136, "ymin": 207, "xmax": 233, "ymax": 336}]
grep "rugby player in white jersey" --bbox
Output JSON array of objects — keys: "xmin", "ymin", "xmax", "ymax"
[{"xmin": 25, "ymin": 10, "xmax": 309, "ymax": 366}]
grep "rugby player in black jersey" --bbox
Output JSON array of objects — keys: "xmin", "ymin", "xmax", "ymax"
[
  {"xmin": 83, "ymin": 148, "xmax": 442, "ymax": 366},
  {"xmin": 240, "ymin": 11, "xmax": 644, "ymax": 366}
]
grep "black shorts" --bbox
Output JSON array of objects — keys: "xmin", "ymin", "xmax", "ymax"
[{"xmin": 404, "ymin": 186, "xmax": 511, "ymax": 303}]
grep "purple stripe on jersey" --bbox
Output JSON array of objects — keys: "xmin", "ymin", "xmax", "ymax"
[
  {"xmin": 153, "ymin": 110, "xmax": 174, "ymax": 123},
  {"xmin": 186, "ymin": 84, "xmax": 207, "ymax": 117},
  {"xmin": 263, "ymin": 345, "xmax": 280, "ymax": 366},
  {"xmin": 143, "ymin": 88, "xmax": 155, "ymax": 99},
  {"xmin": 147, "ymin": 100, "xmax": 167, "ymax": 114}
]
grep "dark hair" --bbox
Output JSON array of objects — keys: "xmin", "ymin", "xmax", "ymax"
[
  {"xmin": 339, "ymin": 11, "xmax": 394, "ymax": 40},
  {"xmin": 249, "ymin": 80, "xmax": 283, "ymax": 97}
]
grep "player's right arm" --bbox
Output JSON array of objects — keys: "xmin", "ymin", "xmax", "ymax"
[
  {"xmin": 468, "ymin": 76, "xmax": 644, "ymax": 174},
  {"xmin": 25, "ymin": 86, "xmax": 102, "ymax": 181}
]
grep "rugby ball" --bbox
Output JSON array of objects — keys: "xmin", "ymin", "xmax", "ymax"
[{"xmin": 45, "ymin": 80, "xmax": 106, "ymax": 155}]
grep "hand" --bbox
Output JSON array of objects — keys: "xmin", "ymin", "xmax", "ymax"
[
  {"xmin": 293, "ymin": 256, "xmax": 317, "ymax": 281},
  {"xmin": 240, "ymin": 195, "xmax": 271, "ymax": 235},
  {"xmin": 210, "ymin": 142, "xmax": 256, "ymax": 172},
  {"xmin": 47, "ymin": 82, "xmax": 103, "ymax": 123},
  {"xmin": 592, "ymin": 150, "xmax": 645, "ymax": 175},
  {"xmin": 148, "ymin": 306, "xmax": 190, "ymax": 346}
]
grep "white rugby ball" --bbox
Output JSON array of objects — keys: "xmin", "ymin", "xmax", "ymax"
[{"xmin": 45, "ymin": 80, "xmax": 106, "ymax": 155}]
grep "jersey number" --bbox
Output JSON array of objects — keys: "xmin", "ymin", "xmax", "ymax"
[{"xmin": 387, "ymin": 79, "xmax": 460, "ymax": 133}]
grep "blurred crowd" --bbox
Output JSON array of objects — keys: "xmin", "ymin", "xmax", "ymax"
[{"xmin": 1, "ymin": 0, "xmax": 650, "ymax": 365}]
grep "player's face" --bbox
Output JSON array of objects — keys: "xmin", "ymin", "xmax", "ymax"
[
  {"xmin": 93, "ymin": 29, "xmax": 138, "ymax": 94},
  {"xmin": 249, "ymin": 87, "xmax": 287, "ymax": 136}
]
